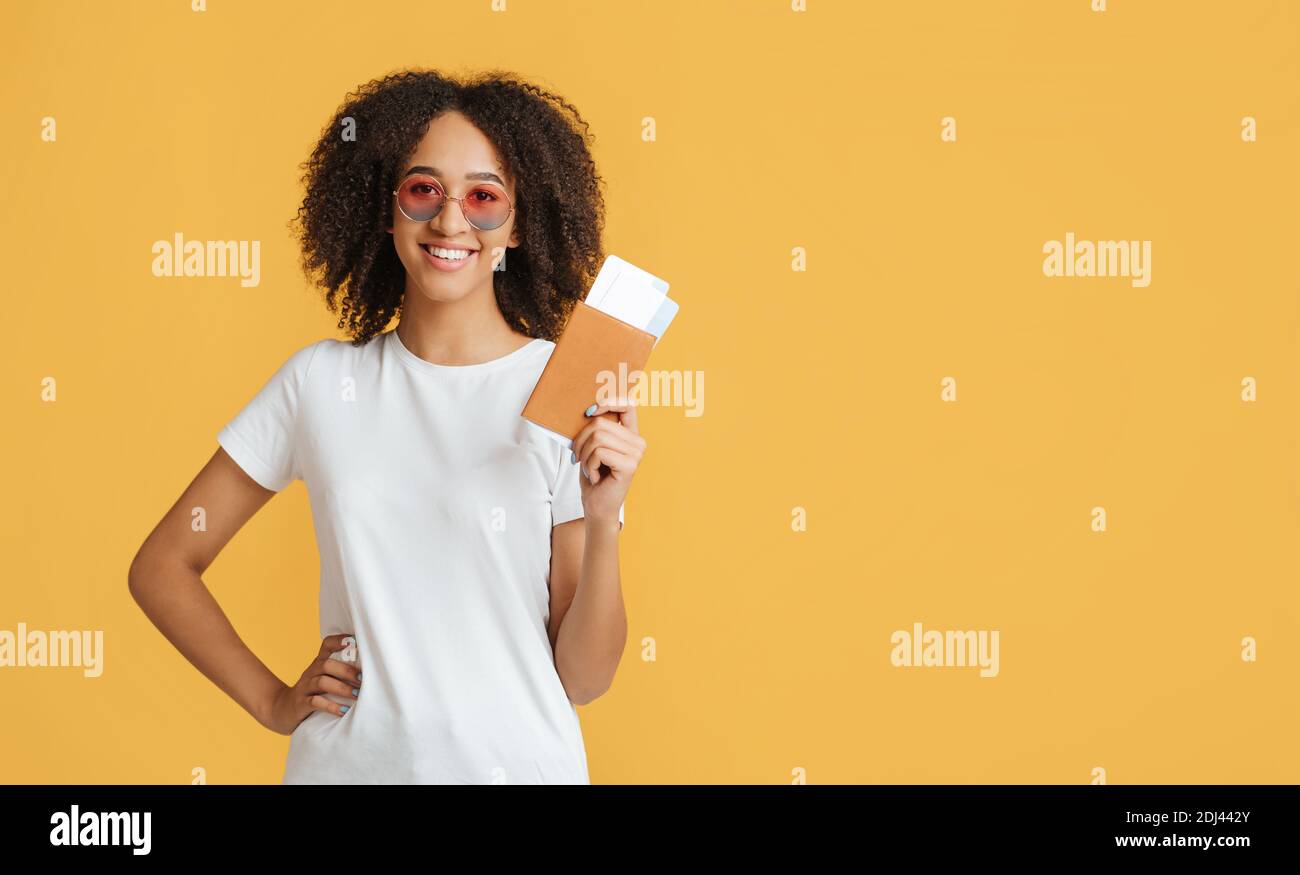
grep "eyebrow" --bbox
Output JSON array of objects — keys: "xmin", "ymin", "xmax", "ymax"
[{"xmin": 402, "ymin": 165, "xmax": 506, "ymax": 187}]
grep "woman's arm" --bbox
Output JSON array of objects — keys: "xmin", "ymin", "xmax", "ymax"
[
  {"xmin": 127, "ymin": 447, "xmax": 292, "ymax": 729},
  {"xmin": 548, "ymin": 395, "xmax": 645, "ymax": 705},
  {"xmin": 548, "ymin": 516, "xmax": 627, "ymax": 705}
]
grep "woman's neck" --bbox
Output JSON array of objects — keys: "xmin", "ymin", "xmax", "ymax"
[{"xmin": 395, "ymin": 278, "xmax": 532, "ymax": 367}]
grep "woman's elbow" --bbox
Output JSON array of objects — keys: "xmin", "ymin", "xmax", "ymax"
[
  {"xmin": 563, "ymin": 660, "xmax": 622, "ymax": 706},
  {"xmin": 567, "ymin": 681, "xmax": 611, "ymax": 707},
  {"xmin": 127, "ymin": 545, "xmax": 168, "ymax": 601},
  {"xmin": 127, "ymin": 549, "xmax": 152, "ymax": 602}
]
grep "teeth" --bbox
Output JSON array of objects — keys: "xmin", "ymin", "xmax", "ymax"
[{"xmin": 423, "ymin": 244, "xmax": 472, "ymax": 261}]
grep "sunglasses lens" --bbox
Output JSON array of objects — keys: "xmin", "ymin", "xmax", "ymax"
[
  {"xmin": 462, "ymin": 185, "xmax": 511, "ymax": 230},
  {"xmin": 396, "ymin": 176, "xmax": 442, "ymax": 222},
  {"xmin": 396, "ymin": 177, "xmax": 511, "ymax": 229}
]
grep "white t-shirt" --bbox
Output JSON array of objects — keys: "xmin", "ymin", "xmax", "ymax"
[{"xmin": 216, "ymin": 328, "xmax": 621, "ymax": 784}]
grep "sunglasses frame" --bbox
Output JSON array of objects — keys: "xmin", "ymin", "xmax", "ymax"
[{"xmin": 392, "ymin": 173, "xmax": 515, "ymax": 231}]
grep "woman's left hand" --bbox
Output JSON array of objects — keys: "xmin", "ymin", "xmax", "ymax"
[{"xmin": 572, "ymin": 394, "xmax": 646, "ymax": 525}]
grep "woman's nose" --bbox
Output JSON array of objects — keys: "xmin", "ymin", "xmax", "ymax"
[{"xmin": 432, "ymin": 196, "xmax": 473, "ymax": 234}]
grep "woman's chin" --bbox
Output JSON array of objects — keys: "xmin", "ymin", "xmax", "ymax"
[{"xmin": 409, "ymin": 272, "xmax": 483, "ymax": 304}]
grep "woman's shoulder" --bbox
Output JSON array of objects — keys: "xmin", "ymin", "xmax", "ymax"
[
  {"xmin": 306, "ymin": 332, "xmax": 387, "ymax": 360},
  {"xmin": 278, "ymin": 333, "xmax": 381, "ymax": 384},
  {"xmin": 523, "ymin": 336, "xmax": 557, "ymax": 367},
  {"xmin": 500, "ymin": 332, "xmax": 555, "ymax": 361}
]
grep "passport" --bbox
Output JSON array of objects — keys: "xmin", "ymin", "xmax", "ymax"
[{"xmin": 521, "ymin": 255, "xmax": 677, "ymax": 449}]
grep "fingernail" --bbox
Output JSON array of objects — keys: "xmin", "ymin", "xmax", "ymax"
[
  {"xmin": 352, "ymin": 688, "xmax": 360, "ymax": 696},
  {"xmin": 571, "ymin": 450, "xmax": 577, "ymax": 464},
  {"xmin": 358, "ymin": 672, "xmax": 363, "ymax": 680},
  {"xmin": 341, "ymin": 705, "xmax": 350, "ymax": 714},
  {"xmin": 584, "ymin": 404, "xmax": 597, "ymax": 416}
]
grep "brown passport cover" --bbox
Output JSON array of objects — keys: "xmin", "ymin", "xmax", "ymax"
[{"xmin": 522, "ymin": 300, "xmax": 656, "ymax": 441}]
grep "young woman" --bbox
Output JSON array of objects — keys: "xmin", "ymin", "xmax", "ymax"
[{"xmin": 128, "ymin": 69, "xmax": 644, "ymax": 784}]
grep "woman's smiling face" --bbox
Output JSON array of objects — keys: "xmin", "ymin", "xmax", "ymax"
[{"xmin": 388, "ymin": 110, "xmax": 520, "ymax": 303}]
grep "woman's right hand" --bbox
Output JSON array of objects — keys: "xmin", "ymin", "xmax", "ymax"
[{"xmin": 263, "ymin": 633, "xmax": 362, "ymax": 736}]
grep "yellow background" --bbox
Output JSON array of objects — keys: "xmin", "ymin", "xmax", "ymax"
[{"xmin": 2, "ymin": 0, "xmax": 1296, "ymax": 783}]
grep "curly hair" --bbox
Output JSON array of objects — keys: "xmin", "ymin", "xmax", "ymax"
[{"xmin": 290, "ymin": 68, "xmax": 607, "ymax": 346}]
